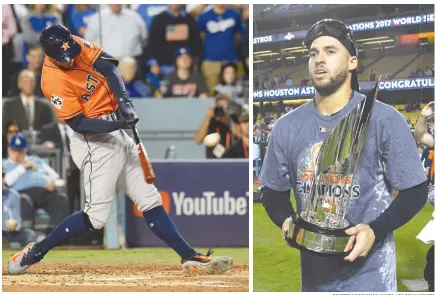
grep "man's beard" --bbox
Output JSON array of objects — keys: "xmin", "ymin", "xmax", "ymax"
[{"xmin": 310, "ymin": 68, "xmax": 349, "ymax": 96}]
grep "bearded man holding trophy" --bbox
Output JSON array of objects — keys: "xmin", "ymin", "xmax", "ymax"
[{"xmin": 259, "ymin": 19, "xmax": 428, "ymax": 292}]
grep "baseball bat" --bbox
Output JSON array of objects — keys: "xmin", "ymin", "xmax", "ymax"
[{"xmin": 131, "ymin": 126, "xmax": 155, "ymax": 184}]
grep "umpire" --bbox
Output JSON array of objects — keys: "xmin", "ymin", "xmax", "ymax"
[{"xmin": 259, "ymin": 19, "xmax": 428, "ymax": 292}]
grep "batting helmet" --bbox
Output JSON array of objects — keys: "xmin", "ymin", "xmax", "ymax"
[{"xmin": 39, "ymin": 24, "xmax": 81, "ymax": 63}]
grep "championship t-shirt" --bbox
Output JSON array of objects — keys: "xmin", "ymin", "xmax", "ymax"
[
  {"xmin": 260, "ymin": 91, "xmax": 427, "ymax": 292},
  {"xmin": 197, "ymin": 8, "xmax": 244, "ymax": 61}
]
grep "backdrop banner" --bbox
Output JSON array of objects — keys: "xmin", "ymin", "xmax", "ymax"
[{"xmin": 125, "ymin": 160, "xmax": 249, "ymax": 247}]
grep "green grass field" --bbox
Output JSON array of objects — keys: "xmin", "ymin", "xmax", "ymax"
[
  {"xmin": 253, "ymin": 183, "xmax": 433, "ymax": 292},
  {"xmin": 2, "ymin": 247, "xmax": 249, "ymax": 264}
]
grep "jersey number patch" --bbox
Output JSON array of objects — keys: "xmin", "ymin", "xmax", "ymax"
[
  {"xmin": 51, "ymin": 94, "xmax": 64, "ymax": 110},
  {"xmin": 80, "ymin": 74, "xmax": 99, "ymax": 102}
]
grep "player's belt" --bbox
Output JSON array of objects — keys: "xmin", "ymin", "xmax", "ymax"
[{"xmin": 99, "ymin": 112, "xmax": 118, "ymax": 121}]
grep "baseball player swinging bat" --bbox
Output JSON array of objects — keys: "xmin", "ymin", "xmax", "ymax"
[
  {"xmin": 8, "ymin": 24, "xmax": 232, "ymax": 276},
  {"xmin": 131, "ymin": 126, "xmax": 155, "ymax": 184}
]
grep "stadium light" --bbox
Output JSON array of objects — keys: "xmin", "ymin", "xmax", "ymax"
[
  {"xmin": 361, "ymin": 39, "xmax": 394, "ymax": 45},
  {"xmin": 287, "ymin": 48, "xmax": 308, "ymax": 53},
  {"xmin": 283, "ymin": 46, "xmax": 305, "ymax": 51},
  {"xmin": 277, "ymin": 58, "xmax": 281, "ymax": 60},
  {"xmin": 253, "ymin": 60, "xmax": 264, "ymax": 63},
  {"xmin": 385, "ymin": 45, "xmax": 396, "ymax": 49},
  {"xmin": 421, "ymin": 42, "xmax": 429, "ymax": 45},
  {"xmin": 254, "ymin": 50, "xmax": 272, "ymax": 55},
  {"xmin": 356, "ymin": 36, "xmax": 390, "ymax": 42},
  {"xmin": 257, "ymin": 52, "xmax": 280, "ymax": 57},
  {"xmin": 284, "ymin": 99, "xmax": 312, "ymax": 104},
  {"xmin": 285, "ymin": 56, "xmax": 296, "ymax": 59}
]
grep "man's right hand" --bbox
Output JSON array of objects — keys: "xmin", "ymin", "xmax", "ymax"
[
  {"xmin": 22, "ymin": 162, "xmax": 36, "ymax": 170},
  {"xmin": 5, "ymin": 219, "xmax": 18, "ymax": 231},
  {"xmin": 282, "ymin": 217, "xmax": 292, "ymax": 240}
]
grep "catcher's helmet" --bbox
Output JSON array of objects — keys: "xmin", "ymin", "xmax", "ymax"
[{"xmin": 39, "ymin": 24, "xmax": 81, "ymax": 63}]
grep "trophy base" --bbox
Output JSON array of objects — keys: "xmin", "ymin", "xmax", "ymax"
[{"xmin": 285, "ymin": 215, "xmax": 352, "ymax": 257}]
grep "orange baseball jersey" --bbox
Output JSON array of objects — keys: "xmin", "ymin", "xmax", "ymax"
[{"xmin": 41, "ymin": 36, "xmax": 118, "ymax": 120}]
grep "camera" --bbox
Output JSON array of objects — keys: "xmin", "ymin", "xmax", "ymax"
[{"xmin": 214, "ymin": 99, "xmax": 243, "ymax": 123}]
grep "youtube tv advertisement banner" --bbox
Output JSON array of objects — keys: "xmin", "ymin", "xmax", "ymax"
[
  {"xmin": 253, "ymin": 13, "xmax": 434, "ymax": 44},
  {"xmin": 125, "ymin": 160, "xmax": 249, "ymax": 247},
  {"xmin": 254, "ymin": 77, "xmax": 435, "ymax": 100}
]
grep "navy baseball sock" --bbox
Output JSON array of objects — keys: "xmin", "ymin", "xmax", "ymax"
[
  {"xmin": 40, "ymin": 211, "xmax": 89, "ymax": 254},
  {"xmin": 143, "ymin": 205, "xmax": 197, "ymax": 260}
]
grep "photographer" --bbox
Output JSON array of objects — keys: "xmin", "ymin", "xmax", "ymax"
[
  {"xmin": 223, "ymin": 111, "xmax": 249, "ymax": 158},
  {"xmin": 194, "ymin": 95, "xmax": 242, "ymax": 158}
]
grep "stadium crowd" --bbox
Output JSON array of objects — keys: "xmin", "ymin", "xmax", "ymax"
[
  {"xmin": 2, "ymin": 4, "xmax": 250, "ymax": 248},
  {"xmin": 3, "ymin": 4, "xmax": 249, "ymax": 99}
]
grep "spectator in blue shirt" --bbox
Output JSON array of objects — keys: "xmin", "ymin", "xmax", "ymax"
[
  {"xmin": 134, "ymin": 4, "xmax": 168, "ymax": 31},
  {"xmin": 240, "ymin": 4, "xmax": 249, "ymax": 80},
  {"xmin": 69, "ymin": 4, "xmax": 96, "ymax": 37},
  {"xmin": 145, "ymin": 59, "xmax": 163, "ymax": 97},
  {"xmin": 3, "ymin": 133, "xmax": 69, "ymax": 234},
  {"xmin": 197, "ymin": 5, "xmax": 244, "ymax": 94},
  {"xmin": 118, "ymin": 57, "xmax": 153, "ymax": 98},
  {"xmin": 3, "ymin": 172, "xmax": 37, "ymax": 248}
]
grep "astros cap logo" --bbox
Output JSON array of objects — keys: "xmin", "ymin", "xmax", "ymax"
[{"xmin": 61, "ymin": 42, "xmax": 70, "ymax": 51}]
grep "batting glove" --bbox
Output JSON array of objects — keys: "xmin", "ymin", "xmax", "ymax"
[{"xmin": 119, "ymin": 99, "xmax": 139, "ymax": 126}]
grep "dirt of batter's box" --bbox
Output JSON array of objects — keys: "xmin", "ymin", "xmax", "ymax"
[{"xmin": 2, "ymin": 262, "xmax": 249, "ymax": 292}]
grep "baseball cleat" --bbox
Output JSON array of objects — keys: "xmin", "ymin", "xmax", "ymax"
[
  {"xmin": 181, "ymin": 249, "xmax": 233, "ymax": 274},
  {"xmin": 8, "ymin": 242, "xmax": 45, "ymax": 275}
]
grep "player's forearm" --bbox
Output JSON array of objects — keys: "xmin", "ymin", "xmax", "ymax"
[
  {"xmin": 260, "ymin": 186, "xmax": 295, "ymax": 229},
  {"xmin": 369, "ymin": 181, "xmax": 428, "ymax": 244},
  {"xmin": 66, "ymin": 114, "xmax": 126, "ymax": 134},
  {"xmin": 93, "ymin": 55, "xmax": 129, "ymax": 104}
]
